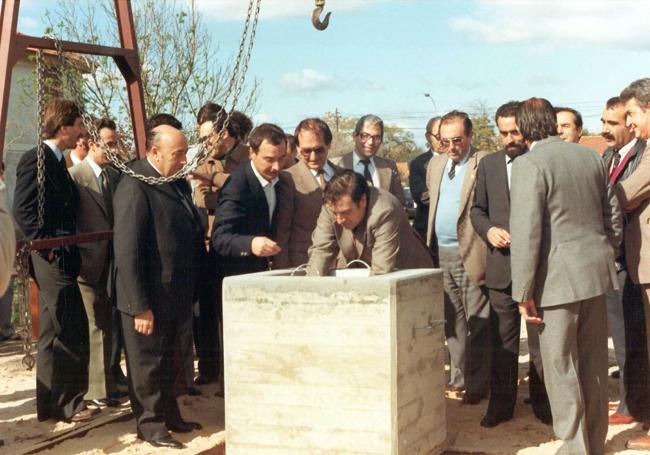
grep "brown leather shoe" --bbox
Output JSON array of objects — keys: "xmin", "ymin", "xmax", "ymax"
[
  {"xmin": 609, "ymin": 412, "xmax": 635, "ymax": 425},
  {"xmin": 626, "ymin": 434, "xmax": 650, "ymax": 450},
  {"xmin": 69, "ymin": 407, "xmax": 100, "ymax": 422}
]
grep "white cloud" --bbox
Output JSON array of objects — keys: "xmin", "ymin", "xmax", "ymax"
[
  {"xmin": 281, "ymin": 68, "xmax": 341, "ymax": 92},
  {"xmin": 450, "ymin": 0, "xmax": 650, "ymax": 50},
  {"xmin": 193, "ymin": 0, "xmax": 382, "ymax": 21}
]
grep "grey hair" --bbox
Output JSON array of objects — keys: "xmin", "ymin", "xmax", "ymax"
[
  {"xmin": 354, "ymin": 114, "xmax": 384, "ymax": 137},
  {"xmin": 620, "ymin": 78, "xmax": 650, "ymax": 108},
  {"xmin": 425, "ymin": 116, "xmax": 441, "ymax": 135}
]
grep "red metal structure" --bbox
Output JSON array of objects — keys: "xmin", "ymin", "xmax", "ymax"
[{"xmin": 0, "ymin": 0, "xmax": 148, "ymax": 163}]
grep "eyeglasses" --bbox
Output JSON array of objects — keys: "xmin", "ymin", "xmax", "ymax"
[
  {"xmin": 299, "ymin": 146, "xmax": 328, "ymax": 156},
  {"xmin": 427, "ymin": 132, "xmax": 440, "ymax": 140},
  {"xmin": 439, "ymin": 136, "xmax": 465, "ymax": 147},
  {"xmin": 358, "ymin": 132, "xmax": 382, "ymax": 143}
]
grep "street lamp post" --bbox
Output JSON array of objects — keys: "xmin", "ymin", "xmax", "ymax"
[{"xmin": 424, "ymin": 92, "xmax": 437, "ymax": 113}]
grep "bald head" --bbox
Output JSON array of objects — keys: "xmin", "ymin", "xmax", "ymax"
[{"xmin": 148, "ymin": 124, "xmax": 188, "ymax": 177}]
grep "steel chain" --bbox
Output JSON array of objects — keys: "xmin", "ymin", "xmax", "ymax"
[{"xmin": 48, "ymin": 0, "xmax": 261, "ymax": 186}]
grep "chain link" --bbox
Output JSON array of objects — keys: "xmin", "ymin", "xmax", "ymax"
[
  {"xmin": 48, "ymin": 0, "xmax": 261, "ymax": 186},
  {"xmin": 15, "ymin": 244, "xmax": 35, "ymax": 370}
]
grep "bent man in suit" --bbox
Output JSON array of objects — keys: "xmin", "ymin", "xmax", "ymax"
[
  {"xmin": 426, "ymin": 110, "xmax": 489, "ymax": 405},
  {"xmin": 307, "ymin": 170, "xmax": 432, "ymax": 276},
  {"xmin": 599, "ymin": 96, "xmax": 646, "ymax": 426},
  {"xmin": 471, "ymin": 101, "xmax": 551, "ymax": 427},
  {"xmin": 13, "ymin": 98, "xmax": 96, "ymax": 423},
  {"xmin": 69, "ymin": 118, "xmax": 121, "ymax": 408},
  {"xmin": 331, "ymin": 114, "xmax": 406, "ymax": 205},
  {"xmin": 274, "ymin": 118, "xmax": 342, "ymax": 268},
  {"xmin": 113, "ymin": 124, "xmax": 205, "ymax": 449},
  {"xmin": 511, "ymin": 98, "xmax": 621, "ymax": 455},
  {"xmin": 409, "ymin": 116, "xmax": 441, "ymax": 240},
  {"xmin": 614, "ymin": 78, "xmax": 650, "ymax": 451}
]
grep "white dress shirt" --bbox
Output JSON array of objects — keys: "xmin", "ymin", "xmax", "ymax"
[
  {"xmin": 309, "ymin": 162, "xmax": 335, "ymax": 183},
  {"xmin": 43, "ymin": 140, "xmax": 64, "ymax": 162},
  {"xmin": 609, "ymin": 138, "xmax": 638, "ymax": 175},
  {"xmin": 251, "ymin": 161, "xmax": 278, "ymax": 222}
]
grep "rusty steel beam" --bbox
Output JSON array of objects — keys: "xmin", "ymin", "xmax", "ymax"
[
  {"xmin": 0, "ymin": 0, "xmax": 148, "ymax": 162},
  {"xmin": 115, "ymin": 0, "xmax": 147, "ymax": 159}
]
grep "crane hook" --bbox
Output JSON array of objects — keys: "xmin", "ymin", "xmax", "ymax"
[{"xmin": 312, "ymin": 0, "xmax": 331, "ymax": 31}]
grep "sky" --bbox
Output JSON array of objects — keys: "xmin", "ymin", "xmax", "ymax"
[{"xmin": 15, "ymin": 0, "xmax": 650, "ymax": 148}]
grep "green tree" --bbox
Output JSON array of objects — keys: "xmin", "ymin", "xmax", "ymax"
[
  {"xmin": 45, "ymin": 0, "xmax": 258, "ymax": 142},
  {"xmin": 469, "ymin": 100, "xmax": 499, "ymax": 153}
]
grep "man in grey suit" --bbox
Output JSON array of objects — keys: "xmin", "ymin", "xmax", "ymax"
[
  {"xmin": 510, "ymin": 98, "xmax": 622, "ymax": 455},
  {"xmin": 331, "ymin": 114, "xmax": 406, "ymax": 206}
]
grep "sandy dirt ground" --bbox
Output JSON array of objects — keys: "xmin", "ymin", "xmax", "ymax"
[{"xmin": 0, "ymin": 324, "xmax": 647, "ymax": 454}]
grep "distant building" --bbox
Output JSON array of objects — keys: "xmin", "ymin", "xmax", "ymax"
[{"xmin": 579, "ymin": 135, "xmax": 608, "ymax": 155}]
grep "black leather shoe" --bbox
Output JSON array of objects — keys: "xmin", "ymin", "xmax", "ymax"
[
  {"xmin": 147, "ymin": 434, "xmax": 184, "ymax": 449},
  {"xmin": 462, "ymin": 393, "xmax": 484, "ymax": 405},
  {"xmin": 480, "ymin": 413, "xmax": 512, "ymax": 428},
  {"xmin": 187, "ymin": 387, "xmax": 202, "ymax": 396},
  {"xmin": 109, "ymin": 390, "xmax": 129, "ymax": 399},
  {"xmin": 167, "ymin": 420, "xmax": 202, "ymax": 433},
  {"xmin": 194, "ymin": 374, "xmax": 216, "ymax": 386}
]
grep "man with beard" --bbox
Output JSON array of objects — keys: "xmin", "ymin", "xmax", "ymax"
[
  {"xmin": 613, "ymin": 78, "xmax": 650, "ymax": 450},
  {"xmin": 409, "ymin": 116, "xmax": 442, "ymax": 240},
  {"xmin": 599, "ymin": 96, "xmax": 646, "ymax": 426},
  {"xmin": 471, "ymin": 101, "xmax": 551, "ymax": 427},
  {"xmin": 511, "ymin": 98, "xmax": 621, "ymax": 455}
]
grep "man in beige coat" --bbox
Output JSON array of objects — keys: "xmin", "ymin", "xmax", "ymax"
[
  {"xmin": 332, "ymin": 114, "xmax": 406, "ymax": 206},
  {"xmin": 307, "ymin": 170, "xmax": 432, "ymax": 276},
  {"xmin": 0, "ymin": 168, "xmax": 15, "ymax": 297},
  {"xmin": 69, "ymin": 118, "xmax": 120, "ymax": 408},
  {"xmin": 274, "ymin": 118, "xmax": 342, "ymax": 269},
  {"xmin": 614, "ymin": 78, "xmax": 650, "ymax": 451},
  {"xmin": 426, "ymin": 110, "xmax": 489, "ymax": 404},
  {"xmin": 512, "ymin": 98, "xmax": 621, "ymax": 455}
]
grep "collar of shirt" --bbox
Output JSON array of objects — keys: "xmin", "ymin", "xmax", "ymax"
[
  {"xmin": 617, "ymin": 137, "xmax": 638, "ymax": 162},
  {"xmin": 43, "ymin": 140, "xmax": 63, "ymax": 162},
  {"xmin": 352, "ymin": 152, "xmax": 374, "ymax": 168},
  {"xmin": 529, "ymin": 141, "xmax": 538, "ymax": 152},
  {"xmin": 146, "ymin": 156, "xmax": 164, "ymax": 176},
  {"xmin": 309, "ymin": 162, "xmax": 334, "ymax": 181},
  {"xmin": 250, "ymin": 160, "xmax": 278, "ymax": 189},
  {"xmin": 445, "ymin": 149, "xmax": 471, "ymax": 172},
  {"xmin": 86, "ymin": 156, "xmax": 104, "ymax": 179}
]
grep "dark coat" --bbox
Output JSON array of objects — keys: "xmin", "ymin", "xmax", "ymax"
[
  {"xmin": 211, "ymin": 161, "xmax": 275, "ymax": 276},
  {"xmin": 408, "ymin": 150, "xmax": 433, "ymax": 239},
  {"xmin": 112, "ymin": 158, "xmax": 205, "ymax": 320},
  {"xmin": 470, "ymin": 150, "xmax": 511, "ymax": 290}
]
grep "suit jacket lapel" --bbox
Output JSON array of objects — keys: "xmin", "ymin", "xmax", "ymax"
[
  {"xmin": 296, "ymin": 161, "xmax": 323, "ymax": 204},
  {"xmin": 245, "ymin": 161, "xmax": 271, "ymax": 227},
  {"xmin": 79, "ymin": 161, "xmax": 109, "ymax": 216},
  {"xmin": 495, "ymin": 150, "xmax": 510, "ymax": 209}
]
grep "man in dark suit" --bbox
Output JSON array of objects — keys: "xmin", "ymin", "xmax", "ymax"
[
  {"xmin": 274, "ymin": 118, "xmax": 342, "ymax": 268},
  {"xmin": 511, "ymin": 98, "xmax": 621, "ymax": 455},
  {"xmin": 211, "ymin": 123, "xmax": 287, "ymax": 276},
  {"xmin": 471, "ymin": 101, "xmax": 550, "ymax": 427},
  {"xmin": 409, "ymin": 116, "xmax": 441, "ymax": 240},
  {"xmin": 113, "ymin": 124, "xmax": 205, "ymax": 449},
  {"xmin": 69, "ymin": 118, "xmax": 121, "ymax": 408},
  {"xmin": 12, "ymin": 98, "xmax": 97, "ymax": 422},
  {"xmin": 599, "ymin": 96, "xmax": 646, "ymax": 426}
]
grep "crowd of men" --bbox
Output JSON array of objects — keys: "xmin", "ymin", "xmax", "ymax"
[{"xmin": 1, "ymin": 77, "xmax": 650, "ymax": 453}]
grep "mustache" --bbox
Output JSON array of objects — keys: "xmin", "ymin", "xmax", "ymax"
[{"xmin": 601, "ymin": 133, "xmax": 615, "ymax": 141}]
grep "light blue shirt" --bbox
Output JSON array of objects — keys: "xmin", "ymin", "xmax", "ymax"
[
  {"xmin": 435, "ymin": 155, "xmax": 470, "ymax": 247},
  {"xmin": 43, "ymin": 140, "xmax": 63, "ymax": 162}
]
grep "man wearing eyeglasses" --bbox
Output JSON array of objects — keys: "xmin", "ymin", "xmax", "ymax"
[
  {"xmin": 274, "ymin": 118, "xmax": 342, "ymax": 269},
  {"xmin": 409, "ymin": 117, "xmax": 442, "ymax": 240},
  {"xmin": 332, "ymin": 114, "xmax": 406, "ymax": 206},
  {"xmin": 426, "ymin": 110, "xmax": 489, "ymax": 405}
]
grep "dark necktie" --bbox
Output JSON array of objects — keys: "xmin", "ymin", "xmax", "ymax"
[
  {"xmin": 360, "ymin": 159, "xmax": 373, "ymax": 186},
  {"xmin": 317, "ymin": 168, "xmax": 326, "ymax": 189},
  {"xmin": 448, "ymin": 160, "xmax": 457, "ymax": 180},
  {"xmin": 100, "ymin": 170, "xmax": 114, "ymax": 224},
  {"xmin": 610, "ymin": 150, "xmax": 621, "ymax": 178}
]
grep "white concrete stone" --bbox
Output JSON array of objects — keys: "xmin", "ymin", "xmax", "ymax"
[{"xmin": 223, "ymin": 269, "xmax": 446, "ymax": 455}]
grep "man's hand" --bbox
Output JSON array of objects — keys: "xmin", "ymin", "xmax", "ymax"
[
  {"xmin": 251, "ymin": 236, "xmax": 281, "ymax": 257},
  {"xmin": 487, "ymin": 226, "xmax": 511, "ymax": 249},
  {"xmin": 134, "ymin": 309, "xmax": 154, "ymax": 336},
  {"xmin": 518, "ymin": 299, "xmax": 543, "ymax": 325}
]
